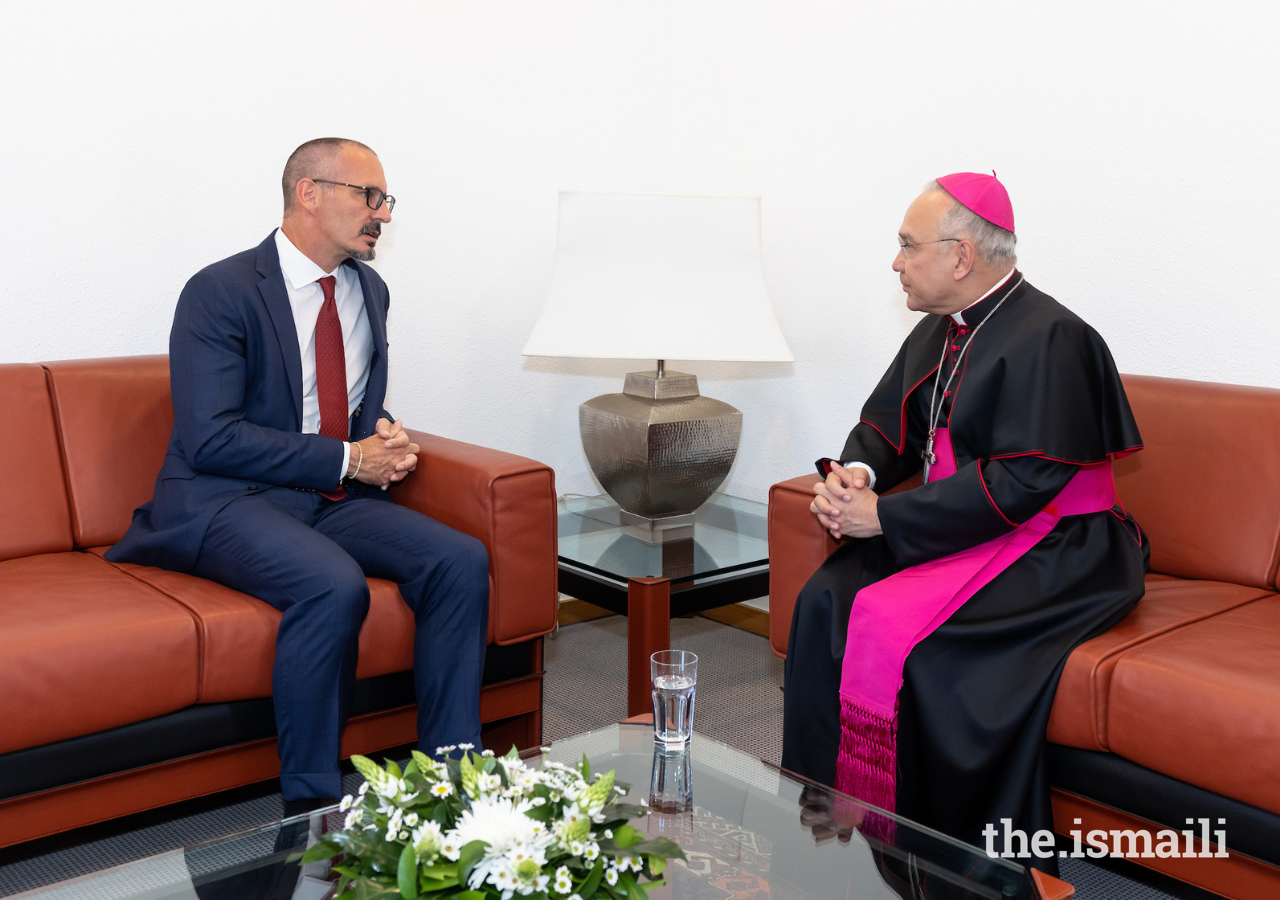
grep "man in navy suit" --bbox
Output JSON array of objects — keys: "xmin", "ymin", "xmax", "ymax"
[{"xmin": 109, "ymin": 138, "xmax": 488, "ymax": 813}]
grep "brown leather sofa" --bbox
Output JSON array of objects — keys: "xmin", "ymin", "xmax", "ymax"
[
  {"xmin": 0, "ymin": 355, "xmax": 558, "ymax": 849},
  {"xmin": 767, "ymin": 374, "xmax": 1280, "ymax": 900}
]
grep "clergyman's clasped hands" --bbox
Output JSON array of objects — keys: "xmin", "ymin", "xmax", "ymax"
[
  {"xmin": 810, "ymin": 462, "xmax": 882, "ymax": 539},
  {"xmin": 351, "ymin": 418, "xmax": 419, "ymax": 490}
]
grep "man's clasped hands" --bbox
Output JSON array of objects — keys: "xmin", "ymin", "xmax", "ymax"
[
  {"xmin": 349, "ymin": 418, "xmax": 420, "ymax": 490},
  {"xmin": 810, "ymin": 462, "xmax": 883, "ymax": 539}
]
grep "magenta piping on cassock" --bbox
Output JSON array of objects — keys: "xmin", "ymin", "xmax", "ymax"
[{"xmin": 834, "ymin": 428, "xmax": 1120, "ymax": 828}]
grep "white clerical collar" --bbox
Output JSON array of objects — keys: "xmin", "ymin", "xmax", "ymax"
[
  {"xmin": 274, "ymin": 227, "xmax": 344, "ymax": 292},
  {"xmin": 950, "ymin": 268, "xmax": 1017, "ymax": 326}
]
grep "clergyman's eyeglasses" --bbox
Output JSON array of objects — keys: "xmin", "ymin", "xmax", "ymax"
[
  {"xmin": 311, "ymin": 179, "xmax": 396, "ymax": 213},
  {"xmin": 897, "ymin": 238, "xmax": 960, "ymax": 258}
]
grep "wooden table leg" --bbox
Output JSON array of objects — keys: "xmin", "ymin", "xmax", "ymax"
[{"xmin": 627, "ymin": 577, "xmax": 671, "ymax": 716}]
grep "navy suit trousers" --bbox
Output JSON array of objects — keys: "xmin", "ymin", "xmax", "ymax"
[{"xmin": 190, "ymin": 487, "xmax": 488, "ymax": 800}]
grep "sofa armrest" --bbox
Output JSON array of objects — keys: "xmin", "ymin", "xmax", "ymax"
[
  {"xmin": 768, "ymin": 475, "xmax": 840, "ymax": 658},
  {"xmin": 392, "ymin": 429, "xmax": 558, "ymax": 646}
]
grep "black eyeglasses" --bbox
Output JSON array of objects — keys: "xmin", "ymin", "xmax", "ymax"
[{"xmin": 311, "ymin": 179, "xmax": 396, "ymax": 213}]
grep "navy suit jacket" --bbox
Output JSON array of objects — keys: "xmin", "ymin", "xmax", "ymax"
[{"xmin": 108, "ymin": 231, "xmax": 394, "ymax": 572}]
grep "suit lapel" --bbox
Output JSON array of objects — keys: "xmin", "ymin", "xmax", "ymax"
[
  {"xmin": 256, "ymin": 231, "xmax": 305, "ymax": 428},
  {"xmin": 349, "ymin": 260, "xmax": 388, "ymax": 440}
]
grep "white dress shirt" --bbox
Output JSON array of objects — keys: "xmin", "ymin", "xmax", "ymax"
[
  {"xmin": 844, "ymin": 268, "xmax": 1018, "ymax": 488},
  {"xmin": 274, "ymin": 228, "xmax": 375, "ymax": 485}
]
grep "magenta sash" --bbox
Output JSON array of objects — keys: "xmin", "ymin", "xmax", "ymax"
[{"xmin": 834, "ymin": 428, "xmax": 1118, "ymax": 812}]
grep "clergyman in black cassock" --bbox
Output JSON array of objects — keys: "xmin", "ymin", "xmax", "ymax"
[{"xmin": 781, "ymin": 176, "xmax": 1147, "ymax": 877}]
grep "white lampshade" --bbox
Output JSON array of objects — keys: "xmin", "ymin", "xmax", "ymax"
[{"xmin": 522, "ymin": 191, "xmax": 794, "ymax": 362}]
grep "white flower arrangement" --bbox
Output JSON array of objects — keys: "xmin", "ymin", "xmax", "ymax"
[{"xmin": 298, "ymin": 746, "xmax": 683, "ymax": 900}]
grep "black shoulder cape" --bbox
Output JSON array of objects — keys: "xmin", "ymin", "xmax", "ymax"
[{"xmin": 856, "ymin": 275, "xmax": 1142, "ymax": 467}]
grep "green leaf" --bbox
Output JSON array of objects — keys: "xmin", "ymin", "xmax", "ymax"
[
  {"xmin": 385, "ymin": 758, "xmax": 403, "ymax": 779},
  {"xmin": 299, "ymin": 840, "xmax": 342, "ymax": 863},
  {"xmin": 580, "ymin": 858, "xmax": 605, "ymax": 896},
  {"xmin": 613, "ymin": 824, "xmax": 640, "ymax": 848},
  {"xmin": 352, "ymin": 877, "xmax": 401, "ymax": 900},
  {"xmin": 504, "ymin": 745, "xmax": 521, "ymax": 762},
  {"xmin": 625, "ymin": 837, "xmax": 686, "ymax": 861},
  {"xmin": 640, "ymin": 878, "xmax": 670, "ymax": 894},
  {"xmin": 647, "ymin": 855, "xmax": 667, "ymax": 877},
  {"xmin": 420, "ymin": 862, "xmax": 457, "ymax": 879},
  {"xmin": 397, "ymin": 844, "xmax": 419, "ymax": 899},
  {"xmin": 457, "ymin": 839, "xmax": 487, "ymax": 884},
  {"xmin": 622, "ymin": 873, "xmax": 647, "ymax": 900},
  {"xmin": 452, "ymin": 892, "xmax": 488, "ymax": 900},
  {"xmin": 403, "ymin": 759, "xmax": 419, "ymax": 780},
  {"xmin": 600, "ymin": 802, "xmax": 651, "ymax": 820},
  {"xmin": 581, "ymin": 752, "xmax": 592, "ymax": 780},
  {"xmin": 418, "ymin": 876, "xmax": 459, "ymax": 893},
  {"xmin": 331, "ymin": 865, "xmax": 360, "ymax": 880}
]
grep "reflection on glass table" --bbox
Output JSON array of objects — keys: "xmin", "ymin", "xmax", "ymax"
[{"xmin": 541, "ymin": 724, "xmax": 1040, "ymax": 900}]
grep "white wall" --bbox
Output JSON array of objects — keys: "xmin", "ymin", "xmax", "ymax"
[{"xmin": 2, "ymin": 1, "xmax": 1277, "ymax": 504}]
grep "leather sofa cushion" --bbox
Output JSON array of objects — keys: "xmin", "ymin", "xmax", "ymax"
[
  {"xmin": 1106, "ymin": 595, "xmax": 1280, "ymax": 816},
  {"xmin": 1048, "ymin": 575, "xmax": 1273, "ymax": 751},
  {"xmin": 96, "ymin": 550, "xmax": 496, "ymax": 703},
  {"xmin": 0, "ymin": 364, "xmax": 74, "ymax": 561},
  {"xmin": 1116, "ymin": 375, "xmax": 1280, "ymax": 590},
  {"xmin": 0, "ymin": 552, "xmax": 199, "ymax": 755},
  {"xmin": 43, "ymin": 356, "xmax": 172, "ymax": 549}
]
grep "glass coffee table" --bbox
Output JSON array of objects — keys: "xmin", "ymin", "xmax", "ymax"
[
  {"xmin": 558, "ymin": 494, "xmax": 770, "ymax": 715},
  {"xmin": 17, "ymin": 727, "xmax": 1059, "ymax": 896},
  {"xmin": 16, "ymin": 724, "xmax": 1055, "ymax": 899}
]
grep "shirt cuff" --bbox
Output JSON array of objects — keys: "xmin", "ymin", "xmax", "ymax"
[
  {"xmin": 339, "ymin": 442, "xmax": 352, "ymax": 486},
  {"xmin": 841, "ymin": 461, "xmax": 877, "ymax": 490}
]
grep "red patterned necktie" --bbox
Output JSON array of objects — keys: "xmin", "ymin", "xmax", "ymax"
[{"xmin": 315, "ymin": 275, "xmax": 348, "ymax": 501}]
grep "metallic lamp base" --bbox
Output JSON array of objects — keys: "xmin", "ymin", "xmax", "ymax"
[
  {"xmin": 618, "ymin": 510, "xmax": 696, "ymax": 543},
  {"xmin": 579, "ymin": 370, "xmax": 742, "ymax": 522}
]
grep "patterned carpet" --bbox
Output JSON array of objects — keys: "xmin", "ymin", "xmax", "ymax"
[{"xmin": 0, "ymin": 612, "xmax": 1226, "ymax": 899}]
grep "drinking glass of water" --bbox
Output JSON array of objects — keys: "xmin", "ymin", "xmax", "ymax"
[{"xmin": 651, "ymin": 650, "xmax": 697, "ymax": 748}]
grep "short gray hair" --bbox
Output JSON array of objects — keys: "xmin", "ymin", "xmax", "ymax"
[
  {"xmin": 924, "ymin": 180, "xmax": 1017, "ymax": 268},
  {"xmin": 282, "ymin": 138, "xmax": 376, "ymax": 213}
]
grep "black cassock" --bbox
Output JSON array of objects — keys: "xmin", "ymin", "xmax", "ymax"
[{"xmin": 781, "ymin": 273, "xmax": 1148, "ymax": 875}]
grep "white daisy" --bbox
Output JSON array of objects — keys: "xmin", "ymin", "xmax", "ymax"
[
  {"xmin": 459, "ymin": 742, "xmax": 475, "ymax": 750},
  {"xmin": 605, "ymin": 867, "xmax": 619, "ymax": 886},
  {"xmin": 338, "ymin": 795, "xmax": 355, "ymax": 812},
  {"xmin": 431, "ymin": 781, "xmax": 456, "ymax": 798}
]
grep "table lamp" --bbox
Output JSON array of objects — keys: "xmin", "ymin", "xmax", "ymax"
[{"xmin": 523, "ymin": 191, "xmax": 793, "ymax": 537}]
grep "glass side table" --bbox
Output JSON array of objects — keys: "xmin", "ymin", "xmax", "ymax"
[{"xmin": 557, "ymin": 493, "xmax": 769, "ymax": 715}]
